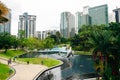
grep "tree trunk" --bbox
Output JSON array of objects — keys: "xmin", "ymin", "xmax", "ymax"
[{"xmin": 4, "ymin": 48, "xmax": 7, "ymax": 53}]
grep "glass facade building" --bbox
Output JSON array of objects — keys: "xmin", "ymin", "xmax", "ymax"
[
  {"xmin": 89, "ymin": 4, "xmax": 108, "ymax": 25},
  {"xmin": 75, "ymin": 6, "xmax": 90, "ymax": 32},
  {"xmin": 75, "ymin": 12, "xmax": 90, "ymax": 31},
  {"xmin": 81, "ymin": 14, "xmax": 90, "ymax": 27},
  {"xmin": 75, "ymin": 12, "xmax": 81, "ymax": 34},
  {"xmin": 60, "ymin": 12, "xmax": 75, "ymax": 38}
]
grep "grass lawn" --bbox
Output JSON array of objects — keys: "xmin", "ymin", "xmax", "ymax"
[
  {"xmin": 0, "ymin": 50, "xmax": 25, "ymax": 58},
  {"xmin": 0, "ymin": 63, "xmax": 13, "ymax": 80},
  {"xmin": 0, "ymin": 49, "xmax": 61, "ymax": 67},
  {"xmin": 17, "ymin": 58, "xmax": 61, "ymax": 67},
  {"xmin": 74, "ymin": 51, "xmax": 92, "ymax": 55}
]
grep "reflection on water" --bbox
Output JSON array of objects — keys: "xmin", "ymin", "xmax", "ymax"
[
  {"xmin": 36, "ymin": 67, "xmax": 61, "ymax": 80},
  {"xmin": 19, "ymin": 52, "xmax": 97, "ymax": 80},
  {"xmin": 61, "ymin": 55, "xmax": 96, "ymax": 79}
]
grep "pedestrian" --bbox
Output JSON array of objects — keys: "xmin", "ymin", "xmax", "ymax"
[
  {"xmin": 9, "ymin": 58, "xmax": 11, "ymax": 64},
  {"xmin": 8, "ymin": 59, "xmax": 10, "ymax": 65}
]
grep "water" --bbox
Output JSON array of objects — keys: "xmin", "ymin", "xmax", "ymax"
[
  {"xmin": 61, "ymin": 55, "xmax": 96, "ymax": 79},
  {"xmin": 36, "ymin": 67, "xmax": 61, "ymax": 80},
  {"xmin": 18, "ymin": 52, "xmax": 97, "ymax": 80}
]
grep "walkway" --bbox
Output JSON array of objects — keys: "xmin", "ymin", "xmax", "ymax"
[{"xmin": 0, "ymin": 58, "xmax": 48, "ymax": 80}]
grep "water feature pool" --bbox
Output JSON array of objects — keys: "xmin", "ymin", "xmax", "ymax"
[
  {"xmin": 19, "ymin": 52, "xmax": 97, "ymax": 80},
  {"xmin": 61, "ymin": 55, "xmax": 97, "ymax": 80}
]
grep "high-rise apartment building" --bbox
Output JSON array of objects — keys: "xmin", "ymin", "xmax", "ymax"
[
  {"xmin": 89, "ymin": 4, "xmax": 108, "ymax": 25},
  {"xmin": 60, "ymin": 12, "xmax": 75, "ymax": 38},
  {"xmin": 113, "ymin": 8, "xmax": 120, "ymax": 23},
  {"xmin": 35, "ymin": 31, "xmax": 42, "ymax": 39},
  {"xmin": 35, "ymin": 30, "xmax": 58, "ymax": 40},
  {"xmin": 0, "ymin": 12, "xmax": 11, "ymax": 34},
  {"xmin": 18, "ymin": 13, "xmax": 36, "ymax": 38}
]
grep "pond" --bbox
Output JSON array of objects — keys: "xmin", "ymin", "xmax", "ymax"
[
  {"xmin": 61, "ymin": 55, "xmax": 97, "ymax": 80},
  {"xmin": 19, "ymin": 52, "xmax": 97, "ymax": 80}
]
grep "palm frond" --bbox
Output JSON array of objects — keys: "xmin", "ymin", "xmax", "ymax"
[
  {"xmin": 89, "ymin": 30, "xmax": 113, "ymax": 55},
  {"xmin": 0, "ymin": 2, "xmax": 9, "ymax": 16}
]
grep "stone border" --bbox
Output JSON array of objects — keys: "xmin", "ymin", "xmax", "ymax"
[
  {"xmin": 33, "ymin": 60, "xmax": 63, "ymax": 80},
  {"xmin": 7, "ymin": 65, "xmax": 16, "ymax": 80}
]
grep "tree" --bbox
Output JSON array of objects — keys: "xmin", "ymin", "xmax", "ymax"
[
  {"xmin": 19, "ymin": 38, "xmax": 29, "ymax": 50},
  {"xmin": 18, "ymin": 30, "xmax": 25, "ymax": 38},
  {"xmin": 27, "ymin": 38, "xmax": 41, "ymax": 50},
  {"xmin": 89, "ymin": 25, "xmax": 120, "ymax": 80},
  {"xmin": 109, "ymin": 22, "xmax": 120, "ymax": 36},
  {"xmin": 49, "ymin": 35, "xmax": 57, "ymax": 44},
  {"xmin": 11, "ymin": 36, "xmax": 20, "ymax": 50},
  {"xmin": 71, "ymin": 23, "xmax": 120, "ymax": 80},
  {"xmin": 89, "ymin": 30, "xmax": 113, "ymax": 80},
  {"xmin": 70, "ymin": 34, "xmax": 81, "ymax": 50},
  {"xmin": 47, "ymin": 31, "xmax": 61, "ymax": 44},
  {"xmin": 55, "ymin": 31, "xmax": 61, "ymax": 44},
  {"xmin": 107, "ymin": 22, "xmax": 120, "ymax": 80},
  {"xmin": 44, "ymin": 38, "xmax": 54, "ymax": 49},
  {"xmin": 77, "ymin": 25, "xmax": 93, "ymax": 51},
  {"xmin": 0, "ymin": 33, "xmax": 13, "ymax": 53}
]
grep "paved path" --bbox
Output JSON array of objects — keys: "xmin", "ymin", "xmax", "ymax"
[{"xmin": 0, "ymin": 58, "xmax": 48, "ymax": 80}]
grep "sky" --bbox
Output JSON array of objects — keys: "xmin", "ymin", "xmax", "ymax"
[{"xmin": 1, "ymin": 0, "xmax": 120, "ymax": 35}]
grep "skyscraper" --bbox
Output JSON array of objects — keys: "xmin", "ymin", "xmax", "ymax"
[
  {"xmin": 89, "ymin": 4, "xmax": 108, "ymax": 25},
  {"xmin": 75, "ymin": 12, "xmax": 81, "ymax": 34},
  {"xmin": 18, "ymin": 13, "xmax": 36, "ymax": 38},
  {"xmin": 75, "ymin": 12, "xmax": 90, "ymax": 31},
  {"xmin": 0, "ymin": 12, "xmax": 11, "ymax": 34},
  {"xmin": 75, "ymin": 6, "xmax": 90, "ymax": 32},
  {"xmin": 60, "ymin": 12, "xmax": 75, "ymax": 38},
  {"xmin": 83, "ymin": 6, "xmax": 89, "ymax": 15},
  {"xmin": 113, "ymin": 8, "xmax": 120, "ymax": 23}
]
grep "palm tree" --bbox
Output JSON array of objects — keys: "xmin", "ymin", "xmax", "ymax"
[
  {"xmin": 89, "ymin": 30, "xmax": 113, "ymax": 80},
  {"xmin": 0, "ymin": 1, "xmax": 9, "ymax": 15},
  {"xmin": 0, "ymin": 1, "xmax": 9, "ymax": 32},
  {"xmin": 108, "ymin": 23, "xmax": 120, "ymax": 80},
  {"xmin": 55, "ymin": 31, "xmax": 61, "ymax": 44}
]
